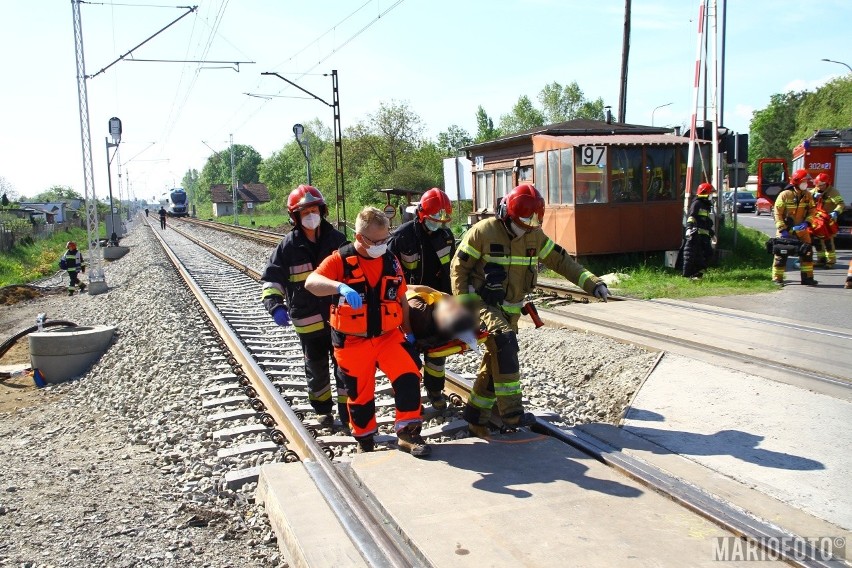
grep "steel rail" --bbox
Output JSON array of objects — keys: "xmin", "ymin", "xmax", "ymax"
[
  {"xmin": 178, "ymin": 217, "xmax": 283, "ymax": 246},
  {"xmin": 146, "ymin": 218, "xmax": 425, "ymax": 568}
]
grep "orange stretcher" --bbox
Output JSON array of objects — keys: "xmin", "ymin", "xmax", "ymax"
[{"xmin": 425, "ymin": 329, "xmax": 489, "ymax": 358}]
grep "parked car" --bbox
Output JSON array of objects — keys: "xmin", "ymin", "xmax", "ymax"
[
  {"xmin": 755, "ymin": 197, "xmax": 773, "ymax": 216},
  {"xmin": 725, "ymin": 191, "xmax": 757, "ymax": 213}
]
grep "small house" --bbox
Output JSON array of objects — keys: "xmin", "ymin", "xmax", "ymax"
[{"xmin": 210, "ymin": 183, "xmax": 271, "ymax": 217}]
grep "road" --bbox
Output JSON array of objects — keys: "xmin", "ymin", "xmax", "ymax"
[{"xmin": 696, "ymin": 210, "xmax": 852, "ymax": 328}]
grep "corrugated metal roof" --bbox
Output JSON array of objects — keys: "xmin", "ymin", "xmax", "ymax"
[{"xmin": 538, "ymin": 133, "xmax": 700, "ymax": 146}]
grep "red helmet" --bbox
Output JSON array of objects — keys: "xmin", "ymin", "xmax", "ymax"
[
  {"xmin": 814, "ymin": 172, "xmax": 830, "ymax": 185},
  {"xmin": 66, "ymin": 241, "xmax": 77, "ymax": 250},
  {"xmin": 417, "ymin": 188, "xmax": 452, "ymax": 223},
  {"xmin": 287, "ymin": 185, "xmax": 326, "ymax": 220},
  {"xmin": 696, "ymin": 183, "xmax": 714, "ymax": 196},
  {"xmin": 790, "ymin": 169, "xmax": 810, "ymax": 185},
  {"xmin": 500, "ymin": 184, "xmax": 545, "ymax": 230}
]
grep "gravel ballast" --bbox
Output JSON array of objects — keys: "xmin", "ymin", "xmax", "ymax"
[{"xmin": 0, "ymin": 224, "xmax": 281, "ymax": 567}]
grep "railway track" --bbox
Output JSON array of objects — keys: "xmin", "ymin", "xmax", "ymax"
[{"xmin": 178, "ymin": 217, "xmax": 284, "ymax": 246}]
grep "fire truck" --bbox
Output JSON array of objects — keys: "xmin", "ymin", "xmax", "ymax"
[{"xmin": 756, "ymin": 128, "xmax": 852, "ymax": 242}]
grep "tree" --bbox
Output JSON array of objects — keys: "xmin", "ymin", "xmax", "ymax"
[
  {"xmin": 259, "ymin": 119, "xmax": 333, "ymax": 206},
  {"xmin": 792, "ymin": 76, "xmax": 852, "ymax": 145},
  {"xmin": 31, "ymin": 185, "xmax": 83, "ymax": 202},
  {"xmin": 437, "ymin": 125, "xmax": 473, "ymax": 156},
  {"xmin": 748, "ymin": 91, "xmax": 807, "ymax": 173},
  {"xmin": 538, "ymin": 81, "xmax": 605, "ymax": 122},
  {"xmin": 474, "ymin": 106, "xmax": 498, "ymax": 143},
  {"xmin": 498, "ymin": 95, "xmax": 545, "ymax": 135},
  {"xmin": 197, "ymin": 144, "xmax": 262, "ymax": 203},
  {"xmin": 182, "ymin": 168, "xmax": 199, "ymax": 205},
  {"xmin": 350, "ymin": 100, "xmax": 424, "ymax": 173}
]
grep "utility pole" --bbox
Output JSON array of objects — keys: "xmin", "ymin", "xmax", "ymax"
[
  {"xmin": 230, "ymin": 133, "xmax": 237, "ymax": 225},
  {"xmin": 709, "ymin": 0, "xmax": 722, "ymax": 239},
  {"xmin": 71, "ymin": 0, "xmax": 107, "ymax": 293},
  {"xmin": 618, "ymin": 0, "xmax": 631, "ymax": 123}
]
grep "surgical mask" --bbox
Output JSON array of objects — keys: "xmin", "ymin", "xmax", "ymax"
[
  {"xmin": 424, "ymin": 219, "xmax": 444, "ymax": 233},
  {"xmin": 798, "ymin": 182, "xmax": 809, "ymax": 191},
  {"xmin": 366, "ymin": 243, "xmax": 387, "ymax": 258},
  {"xmin": 301, "ymin": 213, "xmax": 321, "ymax": 230},
  {"xmin": 510, "ymin": 222, "xmax": 527, "ymax": 238}
]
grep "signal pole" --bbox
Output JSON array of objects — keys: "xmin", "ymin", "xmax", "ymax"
[{"xmin": 230, "ymin": 133, "xmax": 237, "ymax": 225}]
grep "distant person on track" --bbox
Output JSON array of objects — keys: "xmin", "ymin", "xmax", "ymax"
[
  {"xmin": 305, "ymin": 206, "xmax": 429, "ymax": 457},
  {"xmin": 681, "ymin": 182, "xmax": 715, "ymax": 279},
  {"xmin": 158, "ymin": 206, "xmax": 167, "ymax": 230},
  {"xmin": 387, "ymin": 188, "xmax": 456, "ymax": 409},
  {"xmin": 811, "ymin": 173, "xmax": 844, "ymax": 269},
  {"xmin": 145, "ymin": 208, "xmax": 149, "ymax": 218},
  {"xmin": 452, "ymin": 184, "xmax": 609, "ymax": 438},
  {"xmin": 772, "ymin": 169, "xmax": 817, "ymax": 286},
  {"xmin": 59, "ymin": 241, "xmax": 86, "ymax": 296},
  {"xmin": 260, "ymin": 185, "xmax": 348, "ymax": 428}
]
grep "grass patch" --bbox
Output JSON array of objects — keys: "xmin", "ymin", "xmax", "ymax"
[
  {"xmin": 544, "ymin": 223, "xmax": 778, "ymax": 299},
  {"xmin": 197, "ymin": 213, "xmax": 292, "ymax": 231},
  {"xmin": 0, "ymin": 226, "xmax": 89, "ymax": 287}
]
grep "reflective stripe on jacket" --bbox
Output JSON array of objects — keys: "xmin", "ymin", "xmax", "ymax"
[
  {"xmin": 260, "ymin": 219, "xmax": 347, "ymax": 335},
  {"xmin": 387, "ymin": 219, "xmax": 455, "ymax": 293},
  {"xmin": 328, "ymin": 244, "xmax": 404, "ymax": 338},
  {"xmin": 63, "ymin": 250, "xmax": 83, "ymax": 272},
  {"xmin": 774, "ymin": 188, "xmax": 815, "ymax": 230},
  {"xmin": 451, "ymin": 217, "xmax": 600, "ymax": 309}
]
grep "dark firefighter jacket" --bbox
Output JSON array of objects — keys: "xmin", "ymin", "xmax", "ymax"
[
  {"xmin": 686, "ymin": 196, "xmax": 714, "ymax": 237},
  {"xmin": 260, "ymin": 219, "xmax": 347, "ymax": 335},
  {"xmin": 387, "ymin": 219, "xmax": 455, "ymax": 293}
]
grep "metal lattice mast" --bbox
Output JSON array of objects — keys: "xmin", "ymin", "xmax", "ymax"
[
  {"xmin": 332, "ymin": 70, "xmax": 346, "ymax": 235},
  {"xmin": 71, "ymin": 0, "xmax": 105, "ymax": 286},
  {"xmin": 230, "ymin": 133, "xmax": 237, "ymax": 225}
]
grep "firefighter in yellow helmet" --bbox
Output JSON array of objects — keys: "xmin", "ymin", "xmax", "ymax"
[
  {"xmin": 773, "ymin": 169, "xmax": 817, "ymax": 286},
  {"xmin": 811, "ymin": 172, "xmax": 844, "ymax": 268},
  {"xmin": 451, "ymin": 184, "xmax": 609, "ymax": 438}
]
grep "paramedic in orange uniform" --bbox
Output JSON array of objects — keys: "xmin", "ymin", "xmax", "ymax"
[{"xmin": 305, "ymin": 206, "xmax": 430, "ymax": 457}]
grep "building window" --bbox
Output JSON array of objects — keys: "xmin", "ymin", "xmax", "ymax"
[
  {"xmin": 519, "ymin": 165, "xmax": 533, "ymax": 181},
  {"xmin": 476, "ymin": 171, "xmax": 495, "ymax": 210},
  {"xmin": 546, "ymin": 150, "xmax": 559, "ymax": 205},
  {"xmin": 560, "ymin": 148, "xmax": 574, "ymax": 205},
  {"xmin": 610, "ymin": 147, "xmax": 643, "ymax": 202},
  {"xmin": 645, "ymin": 147, "xmax": 677, "ymax": 201},
  {"xmin": 575, "ymin": 147, "xmax": 608, "ymax": 204},
  {"xmin": 534, "ymin": 152, "xmax": 546, "ymax": 193},
  {"xmin": 679, "ymin": 144, "xmax": 712, "ymax": 197},
  {"xmin": 496, "ymin": 170, "xmax": 512, "ymax": 203}
]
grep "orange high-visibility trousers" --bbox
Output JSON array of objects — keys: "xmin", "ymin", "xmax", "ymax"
[{"xmin": 333, "ymin": 328, "xmax": 422, "ymax": 438}]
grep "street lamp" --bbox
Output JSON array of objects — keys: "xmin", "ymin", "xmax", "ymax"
[
  {"xmin": 651, "ymin": 102, "xmax": 673, "ymax": 126},
  {"xmin": 293, "ymin": 123, "xmax": 311, "ymax": 185},
  {"xmin": 106, "ymin": 117, "xmax": 122, "ymax": 245},
  {"xmin": 820, "ymin": 58, "xmax": 852, "ymax": 73}
]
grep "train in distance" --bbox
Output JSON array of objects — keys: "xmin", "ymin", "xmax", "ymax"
[{"xmin": 159, "ymin": 188, "xmax": 188, "ymax": 217}]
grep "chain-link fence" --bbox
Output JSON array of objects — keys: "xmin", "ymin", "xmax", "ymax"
[{"xmin": 0, "ymin": 215, "xmax": 69, "ymax": 252}]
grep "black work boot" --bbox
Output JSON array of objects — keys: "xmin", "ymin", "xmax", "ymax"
[
  {"xmin": 426, "ymin": 390, "xmax": 447, "ymax": 410},
  {"xmin": 316, "ymin": 413, "xmax": 334, "ymax": 428},
  {"xmin": 79, "ymin": 283, "xmax": 86, "ymax": 293},
  {"xmin": 502, "ymin": 412, "xmax": 537, "ymax": 429},
  {"xmin": 467, "ymin": 423, "xmax": 491, "ymax": 439},
  {"xmin": 355, "ymin": 435, "xmax": 374, "ymax": 453},
  {"xmin": 396, "ymin": 424, "xmax": 431, "ymax": 457},
  {"xmin": 800, "ymin": 276, "xmax": 818, "ymax": 286}
]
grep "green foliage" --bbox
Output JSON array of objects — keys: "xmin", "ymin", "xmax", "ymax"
[
  {"xmin": 182, "ymin": 168, "xmax": 200, "ymax": 205},
  {"xmin": 437, "ymin": 125, "xmax": 473, "ymax": 156},
  {"xmin": 538, "ymin": 81, "xmax": 605, "ymax": 123},
  {"xmin": 792, "ymin": 76, "xmax": 852, "ymax": 144},
  {"xmin": 196, "ymin": 144, "xmax": 262, "ymax": 204},
  {"xmin": 31, "ymin": 185, "xmax": 83, "ymax": 203},
  {"xmin": 0, "ymin": 226, "xmax": 89, "ymax": 286},
  {"xmin": 748, "ymin": 91, "xmax": 807, "ymax": 173},
  {"xmin": 474, "ymin": 106, "xmax": 498, "ymax": 143},
  {"xmin": 498, "ymin": 95, "xmax": 545, "ymax": 135}
]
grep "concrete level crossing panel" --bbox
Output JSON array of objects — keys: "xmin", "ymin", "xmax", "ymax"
[{"xmin": 351, "ymin": 432, "xmax": 761, "ymax": 567}]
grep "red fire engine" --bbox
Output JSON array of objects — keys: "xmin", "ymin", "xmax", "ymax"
[{"xmin": 756, "ymin": 128, "xmax": 852, "ymax": 242}]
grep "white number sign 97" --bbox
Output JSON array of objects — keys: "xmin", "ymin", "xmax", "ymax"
[{"xmin": 581, "ymin": 146, "xmax": 606, "ymax": 167}]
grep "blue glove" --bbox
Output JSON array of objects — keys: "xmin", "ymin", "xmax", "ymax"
[
  {"xmin": 337, "ymin": 283, "xmax": 362, "ymax": 309},
  {"xmin": 830, "ymin": 211, "xmax": 838, "ymax": 221},
  {"xmin": 405, "ymin": 332, "xmax": 416, "ymax": 344},
  {"xmin": 272, "ymin": 306, "xmax": 291, "ymax": 326},
  {"xmin": 593, "ymin": 283, "xmax": 611, "ymax": 302},
  {"xmin": 779, "ymin": 230, "xmax": 790, "ymax": 238},
  {"xmin": 792, "ymin": 222, "xmax": 808, "ymax": 232}
]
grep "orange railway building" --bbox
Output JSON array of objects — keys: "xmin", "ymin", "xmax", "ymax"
[{"xmin": 462, "ymin": 119, "xmax": 710, "ymax": 256}]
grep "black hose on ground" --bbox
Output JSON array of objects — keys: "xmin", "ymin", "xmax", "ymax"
[{"xmin": 0, "ymin": 321, "xmax": 78, "ymax": 360}]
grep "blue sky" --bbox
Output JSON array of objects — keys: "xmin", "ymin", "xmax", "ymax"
[{"xmin": 1, "ymin": 0, "xmax": 849, "ymax": 200}]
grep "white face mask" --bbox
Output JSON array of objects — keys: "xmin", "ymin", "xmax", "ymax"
[
  {"xmin": 301, "ymin": 212, "xmax": 321, "ymax": 230},
  {"xmin": 510, "ymin": 222, "xmax": 527, "ymax": 238},
  {"xmin": 798, "ymin": 182, "xmax": 809, "ymax": 191},
  {"xmin": 423, "ymin": 219, "xmax": 444, "ymax": 233},
  {"xmin": 366, "ymin": 243, "xmax": 387, "ymax": 258}
]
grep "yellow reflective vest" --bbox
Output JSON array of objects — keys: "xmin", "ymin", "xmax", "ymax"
[
  {"xmin": 451, "ymin": 217, "xmax": 600, "ymax": 313},
  {"xmin": 773, "ymin": 188, "xmax": 815, "ymax": 231}
]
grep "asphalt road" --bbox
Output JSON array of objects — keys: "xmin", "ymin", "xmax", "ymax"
[{"xmin": 694, "ymin": 211, "xmax": 852, "ymax": 329}]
